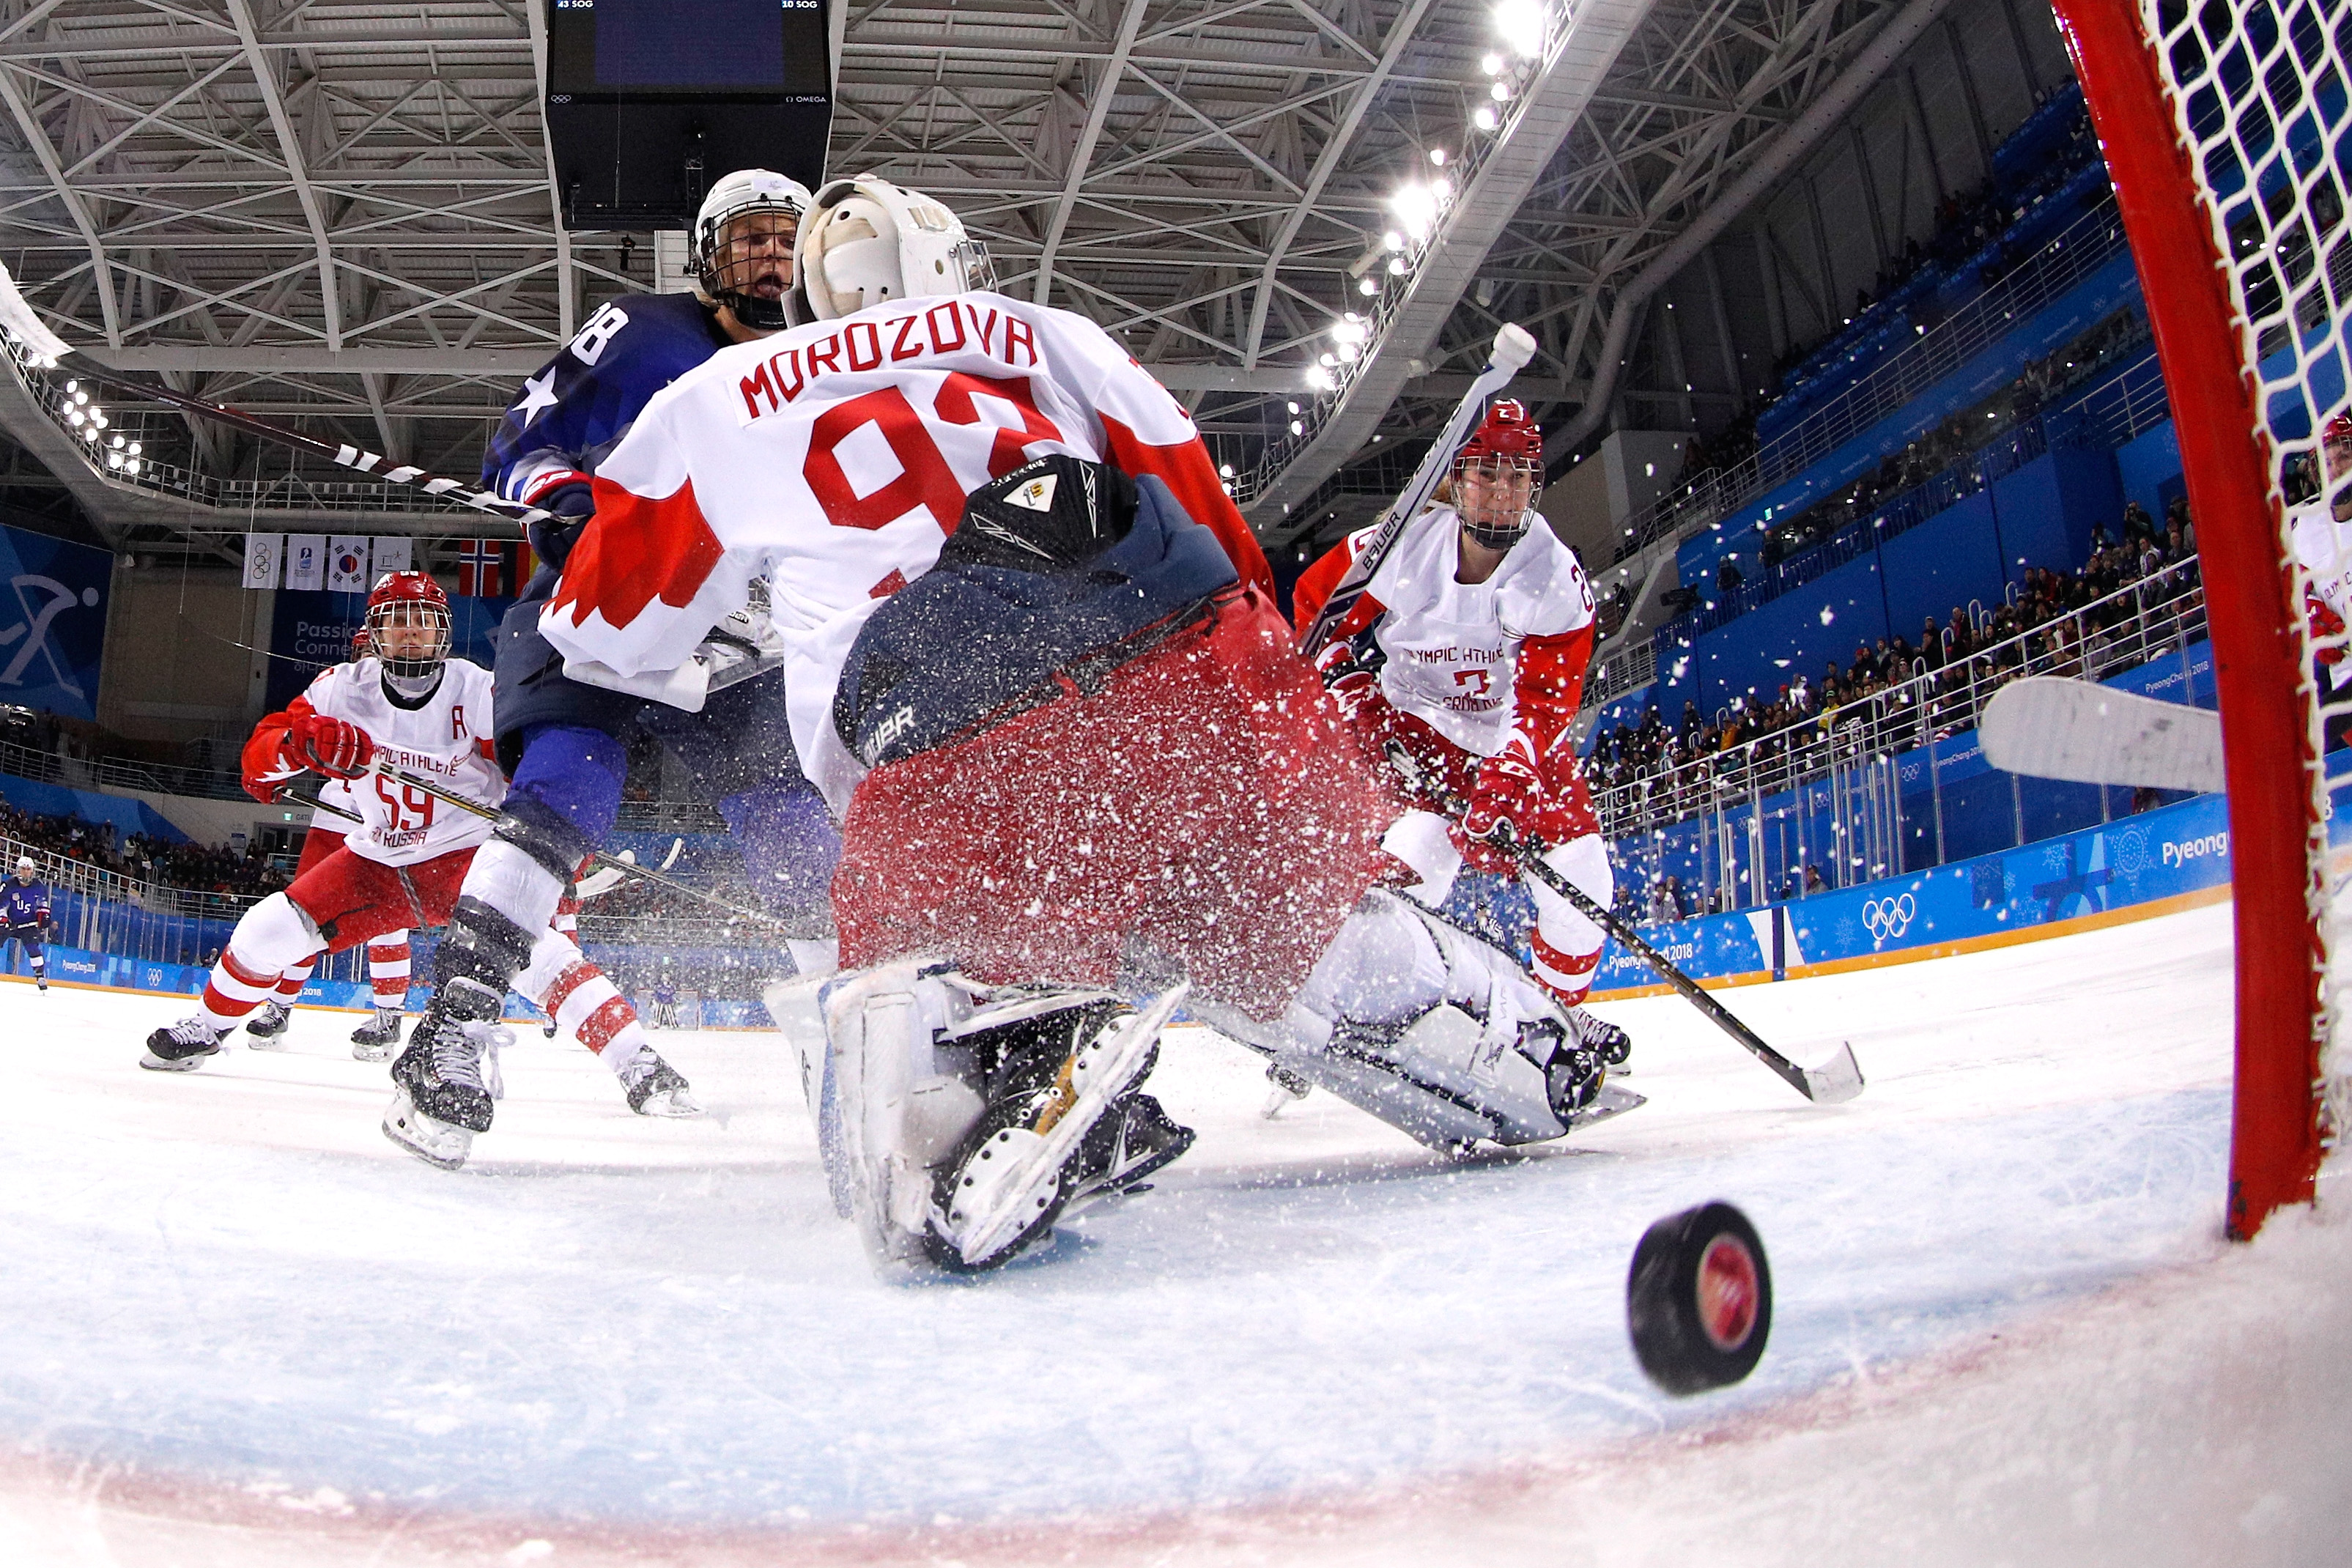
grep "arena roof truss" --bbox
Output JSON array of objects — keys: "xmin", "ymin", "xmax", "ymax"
[{"xmin": 0, "ymin": 0, "xmax": 1948, "ymax": 561}]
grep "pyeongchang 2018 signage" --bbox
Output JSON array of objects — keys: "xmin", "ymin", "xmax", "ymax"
[{"xmin": 0, "ymin": 524, "xmax": 109, "ymax": 720}]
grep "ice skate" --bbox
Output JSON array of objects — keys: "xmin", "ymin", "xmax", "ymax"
[
  {"xmin": 1568, "ymin": 1006, "xmax": 1632, "ymax": 1070},
  {"xmin": 928, "ymin": 982, "xmax": 1188, "ymax": 1273},
  {"xmin": 350, "ymin": 1007, "xmax": 404, "ymax": 1062},
  {"xmin": 381, "ymin": 980, "xmax": 507, "ymax": 1170},
  {"xmin": 34, "ymin": 975, "xmax": 44, "ymax": 992},
  {"xmin": 244, "ymin": 998, "xmax": 291, "ymax": 1048},
  {"xmin": 1064, "ymin": 1091, "xmax": 1195, "ymax": 1215},
  {"xmin": 141, "ymin": 1016, "xmax": 227, "ymax": 1072},
  {"xmin": 621, "ymin": 1050, "xmax": 703, "ymax": 1117}
]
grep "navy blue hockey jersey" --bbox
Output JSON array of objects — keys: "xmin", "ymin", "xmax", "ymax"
[
  {"xmin": 481, "ymin": 292, "xmax": 735, "ymax": 509},
  {"xmin": 0, "ymin": 875, "xmax": 48, "ymax": 928}
]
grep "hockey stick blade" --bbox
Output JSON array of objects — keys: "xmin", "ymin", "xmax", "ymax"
[
  {"xmin": 1297, "ymin": 322, "xmax": 1539, "ymax": 659},
  {"xmin": 0, "ymin": 254, "xmax": 546, "ymax": 529},
  {"xmin": 1980, "ymin": 676, "xmax": 2224, "ymax": 793}
]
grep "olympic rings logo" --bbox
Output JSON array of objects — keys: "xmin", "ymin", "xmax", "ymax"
[{"xmin": 1862, "ymin": 892, "xmax": 1917, "ymax": 942}]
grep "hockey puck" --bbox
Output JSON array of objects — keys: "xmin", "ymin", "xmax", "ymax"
[{"xmin": 1626, "ymin": 1200, "xmax": 1772, "ymax": 1395}]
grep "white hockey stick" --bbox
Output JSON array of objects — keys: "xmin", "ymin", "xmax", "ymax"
[
  {"xmin": 0, "ymin": 256, "xmax": 549, "ymax": 529},
  {"xmin": 1979, "ymin": 676, "xmax": 2224, "ymax": 793},
  {"xmin": 1296, "ymin": 322, "xmax": 1539, "ymax": 659}
]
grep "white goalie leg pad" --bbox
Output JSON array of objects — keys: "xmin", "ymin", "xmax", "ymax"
[
  {"xmin": 1276, "ymin": 891, "xmax": 1573, "ymax": 1148},
  {"xmin": 812, "ymin": 960, "xmax": 999, "ymax": 1270},
  {"xmin": 939, "ymin": 982, "xmax": 1189, "ymax": 1271},
  {"xmin": 1380, "ymin": 809, "xmax": 1463, "ymax": 909}
]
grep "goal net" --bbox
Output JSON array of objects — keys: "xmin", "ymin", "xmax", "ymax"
[{"xmin": 2051, "ymin": 0, "xmax": 2349, "ymax": 1235}]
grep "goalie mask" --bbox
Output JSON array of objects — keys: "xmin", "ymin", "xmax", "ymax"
[
  {"xmin": 691, "ymin": 169, "xmax": 814, "ymax": 333},
  {"xmin": 1454, "ymin": 399, "xmax": 1542, "ymax": 550},
  {"xmin": 364, "ymin": 571, "xmax": 452, "ymax": 681},
  {"xmin": 795, "ymin": 174, "xmax": 997, "ymax": 321}
]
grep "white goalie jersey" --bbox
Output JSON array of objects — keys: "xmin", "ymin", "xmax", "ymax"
[
  {"xmin": 264, "ymin": 658, "xmax": 506, "ymax": 867},
  {"xmin": 537, "ymin": 289, "xmax": 1268, "ymax": 807}
]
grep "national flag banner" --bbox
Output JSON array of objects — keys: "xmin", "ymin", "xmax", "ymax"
[
  {"xmin": 326, "ymin": 535, "xmax": 371, "ymax": 593},
  {"xmin": 242, "ymin": 533, "xmax": 283, "ymax": 591},
  {"xmin": 284, "ymin": 533, "xmax": 327, "ymax": 592},
  {"xmin": 369, "ymin": 536, "xmax": 413, "ymax": 577},
  {"xmin": 455, "ymin": 538, "xmax": 521, "ymax": 598}
]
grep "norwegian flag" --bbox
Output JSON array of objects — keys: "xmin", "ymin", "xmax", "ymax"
[{"xmin": 455, "ymin": 539, "xmax": 524, "ymax": 598}]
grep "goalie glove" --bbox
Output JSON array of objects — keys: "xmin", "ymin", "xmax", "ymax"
[{"xmin": 288, "ymin": 711, "xmax": 375, "ymax": 780}]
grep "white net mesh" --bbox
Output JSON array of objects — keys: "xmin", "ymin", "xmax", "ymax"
[{"xmin": 2146, "ymin": 0, "xmax": 2351, "ymax": 1149}]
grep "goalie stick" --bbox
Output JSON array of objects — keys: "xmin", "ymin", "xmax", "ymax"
[
  {"xmin": 336, "ymin": 765, "xmax": 831, "ymax": 938},
  {"xmin": 1295, "ymin": 322, "xmax": 1539, "ymax": 661},
  {"xmin": 1383, "ymin": 744, "xmax": 1865, "ymax": 1105},
  {"xmin": 0, "ymin": 256, "xmax": 547, "ymax": 532},
  {"xmin": 1979, "ymin": 676, "xmax": 2225, "ymax": 794}
]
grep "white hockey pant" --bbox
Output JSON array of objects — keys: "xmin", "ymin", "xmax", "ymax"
[{"xmin": 1381, "ymin": 810, "xmax": 1613, "ymax": 1005}]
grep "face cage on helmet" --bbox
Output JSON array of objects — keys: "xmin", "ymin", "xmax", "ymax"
[
  {"xmin": 698, "ymin": 204, "xmax": 802, "ymax": 330},
  {"xmin": 1454, "ymin": 454, "xmax": 1538, "ymax": 550},
  {"xmin": 950, "ymin": 235, "xmax": 999, "ymax": 296},
  {"xmin": 367, "ymin": 600, "xmax": 452, "ymax": 680}
]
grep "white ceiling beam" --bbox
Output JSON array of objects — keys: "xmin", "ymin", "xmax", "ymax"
[{"xmin": 225, "ymin": 0, "xmax": 341, "ymax": 350}]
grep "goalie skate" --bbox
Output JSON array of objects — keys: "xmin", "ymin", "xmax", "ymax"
[{"xmin": 931, "ymin": 983, "xmax": 1188, "ymax": 1273}]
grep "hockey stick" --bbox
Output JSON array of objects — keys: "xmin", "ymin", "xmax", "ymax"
[
  {"xmin": 0, "ymin": 257, "xmax": 547, "ymax": 530},
  {"xmin": 1296, "ymin": 322, "xmax": 1539, "ymax": 661},
  {"xmin": 1384, "ymin": 745, "xmax": 1864, "ymax": 1105},
  {"xmin": 1980, "ymin": 676, "xmax": 2224, "ymax": 793},
  {"xmin": 359, "ymin": 763, "xmax": 829, "ymax": 936}
]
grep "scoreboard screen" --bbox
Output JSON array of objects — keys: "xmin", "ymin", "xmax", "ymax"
[{"xmin": 546, "ymin": 0, "xmax": 828, "ymax": 99}]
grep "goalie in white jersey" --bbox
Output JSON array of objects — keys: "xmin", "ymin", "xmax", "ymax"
[{"xmin": 138, "ymin": 574, "xmax": 700, "ymax": 1164}]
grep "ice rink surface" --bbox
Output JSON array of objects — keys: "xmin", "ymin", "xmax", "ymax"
[{"xmin": 1, "ymin": 900, "xmax": 2347, "ymax": 1567}]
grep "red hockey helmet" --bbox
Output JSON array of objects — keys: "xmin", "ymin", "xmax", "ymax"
[
  {"xmin": 1454, "ymin": 399, "xmax": 1542, "ymax": 549},
  {"xmin": 365, "ymin": 570, "xmax": 452, "ymax": 680}
]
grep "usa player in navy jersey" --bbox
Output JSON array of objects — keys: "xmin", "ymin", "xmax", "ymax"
[
  {"xmin": 475, "ymin": 165, "xmax": 837, "ymax": 950},
  {"xmin": 0, "ymin": 854, "xmax": 50, "ymax": 991}
]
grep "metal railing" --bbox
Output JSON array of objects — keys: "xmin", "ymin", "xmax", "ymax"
[
  {"xmin": 1609, "ymin": 194, "xmax": 2131, "ymax": 565},
  {"xmin": 1589, "ymin": 571, "xmax": 2208, "ymax": 910}
]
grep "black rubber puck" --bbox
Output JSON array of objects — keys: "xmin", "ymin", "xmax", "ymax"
[{"xmin": 1627, "ymin": 1200, "xmax": 1772, "ymax": 1395}]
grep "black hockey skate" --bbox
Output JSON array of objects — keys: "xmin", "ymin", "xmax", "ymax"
[
  {"xmin": 382, "ymin": 980, "xmax": 508, "ymax": 1170},
  {"xmin": 141, "ymin": 1015, "xmax": 227, "ymax": 1072},
  {"xmin": 619, "ymin": 1049, "xmax": 703, "ymax": 1117},
  {"xmin": 244, "ymin": 998, "xmax": 291, "ymax": 1048},
  {"xmin": 923, "ymin": 984, "xmax": 1188, "ymax": 1274},
  {"xmin": 1568, "ymin": 1006, "xmax": 1632, "ymax": 1069},
  {"xmin": 1065, "ymin": 1091, "xmax": 1195, "ymax": 1213},
  {"xmin": 350, "ymin": 1007, "xmax": 404, "ymax": 1063}
]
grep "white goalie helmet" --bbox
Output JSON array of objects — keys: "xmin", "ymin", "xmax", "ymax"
[
  {"xmin": 691, "ymin": 168, "xmax": 816, "ymax": 332},
  {"xmin": 795, "ymin": 174, "xmax": 998, "ymax": 321}
]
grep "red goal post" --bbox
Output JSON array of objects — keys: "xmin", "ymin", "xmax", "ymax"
[{"xmin": 2050, "ymin": 0, "xmax": 2339, "ymax": 1236}]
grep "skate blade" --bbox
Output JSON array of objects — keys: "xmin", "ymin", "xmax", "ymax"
[
  {"xmin": 382, "ymin": 1089, "xmax": 473, "ymax": 1171},
  {"xmin": 245, "ymin": 1036, "xmax": 291, "ymax": 1052},
  {"xmin": 1567, "ymin": 1082, "xmax": 1647, "ymax": 1129},
  {"xmin": 633, "ymin": 1088, "xmax": 705, "ymax": 1118},
  {"xmin": 352, "ymin": 1043, "xmax": 392, "ymax": 1063},
  {"xmin": 138, "ymin": 1049, "xmax": 212, "ymax": 1073},
  {"xmin": 951, "ymin": 983, "xmax": 1188, "ymax": 1269}
]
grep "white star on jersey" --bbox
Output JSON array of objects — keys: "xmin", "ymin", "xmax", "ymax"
[{"xmin": 514, "ymin": 369, "xmax": 559, "ymax": 426}]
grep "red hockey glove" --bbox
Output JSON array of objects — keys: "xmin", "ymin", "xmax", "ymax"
[
  {"xmin": 2307, "ymin": 584, "xmax": 2345, "ymax": 666},
  {"xmin": 1314, "ymin": 636, "xmax": 1382, "ymax": 724},
  {"xmin": 1461, "ymin": 741, "xmax": 1547, "ymax": 872},
  {"xmin": 289, "ymin": 711, "xmax": 374, "ymax": 779}
]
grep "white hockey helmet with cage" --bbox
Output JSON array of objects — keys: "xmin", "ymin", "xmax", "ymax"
[
  {"xmin": 795, "ymin": 174, "xmax": 997, "ymax": 321},
  {"xmin": 691, "ymin": 169, "xmax": 815, "ymax": 332}
]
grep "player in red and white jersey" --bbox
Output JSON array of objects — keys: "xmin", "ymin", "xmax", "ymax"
[
  {"xmin": 2292, "ymin": 410, "xmax": 2352, "ymax": 673},
  {"xmin": 138, "ymin": 574, "xmax": 700, "ymax": 1160},
  {"xmin": 1293, "ymin": 401, "xmax": 1627, "ymax": 1053},
  {"xmin": 245, "ymin": 632, "xmax": 418, "ymax": 1060}
]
